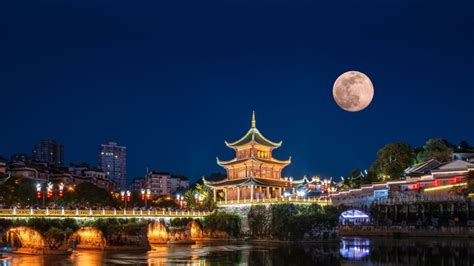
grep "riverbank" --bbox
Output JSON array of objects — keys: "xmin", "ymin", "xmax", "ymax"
[
  {"xmin": 340, "ymin": 225, "xmax": 474, "ymax": 238},
  {"xmin": 11, "ymin": 248, "xmax": 72, "ymax": 255}
]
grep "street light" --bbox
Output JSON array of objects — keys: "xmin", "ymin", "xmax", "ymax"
[
  {"xmin": 126, "ymin": 190, "xmax": 131, "ymax": 208},
  {"xmin": 176, "ymin": 194, "xmax": 184, "ymax": 209},
  {"xmin": 120, "ymin": 190, "xmax": 126, "ymax": 209},
  {"xmin": 36, "ymin": 183, "xmax": 42, "ymax": 205},
  {"xmin": 47, "ymin": 182, "xmax": 53, "ymax": 199},
  {"xmin": 141, "ymin": 188, "xmax": 151, "ymax": 209},
  {"xmin": 58, "ymin": 182, "xmax": 64, "ymax": 198},
  {"xmin": 119, "ymin": 190, "xmax": 131, "ymax": 209}
]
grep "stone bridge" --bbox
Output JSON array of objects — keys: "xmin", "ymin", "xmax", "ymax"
[
  {"xmin": 0, "ymin": 208, "xmax": 209, "ymax": 219},
  {"xmin": 3, "ymin": 220, "xmax": 224, "ymax": 255}
]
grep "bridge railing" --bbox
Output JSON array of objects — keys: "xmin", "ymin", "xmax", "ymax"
[
  {"xmin": 0, "ymin": 208, "xmax": 210, "ymax": 218},
  {"xmin": 217, "ymin": 197, "xmax": 332, "ymax": 206}
]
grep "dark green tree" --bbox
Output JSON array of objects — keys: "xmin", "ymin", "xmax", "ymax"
[
  {"xmin": 0, "ymin": 176, "xmax": 37, "ymax": 206},
  {"xmin": 371, "ymin": 143, "xmax": 415, "ymax": 180},
  {"xmin": 456, "ymin": 140, "xmax": 473, "ymax": 153},
  {"xmin": 203, "ymin": 211, "xmax": 241, "ymax": 237},
  {"xmin": 417, "ymin": 138, "xmax": 453, "ymax": 162},
  {"xmin": 72, "ymin": 182, "xmax": 118, "ymax": 207}
]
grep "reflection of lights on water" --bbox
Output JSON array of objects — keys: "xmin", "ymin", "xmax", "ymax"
[
  {"xmin": 0, "ymin": 256, "xmax": 10, "ymax": 266},
  {"xmin": 340, "ymin": 238, "xmax": 371, "ymax": 260}
]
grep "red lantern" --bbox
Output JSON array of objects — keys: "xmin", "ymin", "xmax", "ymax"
[{"xmin": 37, "ymin": 192, "xmax": 42, "ymax": 199}]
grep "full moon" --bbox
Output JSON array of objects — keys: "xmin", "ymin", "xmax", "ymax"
[{"xmin": 333, "ymin": 71, "xmax": 374, "ymax": 112}]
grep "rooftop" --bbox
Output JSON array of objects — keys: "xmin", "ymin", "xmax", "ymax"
[
  {"xmin": 203, "ymin": 176, "xmax": 293, "ymax": 188},
  {"xmin": 224, "ymin": 112, "xmax": 282, "ymax": 149}
]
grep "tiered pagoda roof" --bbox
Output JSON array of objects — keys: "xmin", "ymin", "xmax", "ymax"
[
  {"xmin": 216, "ymin": 156, "xmax": 291, "ymax": 167},
  {"xmin": 202, "ymin": 176, "xmax": 293, "ymax": 188},
  {"xmin": 224, "ymin": 111, "xmax": 282, "ymax": 149}
]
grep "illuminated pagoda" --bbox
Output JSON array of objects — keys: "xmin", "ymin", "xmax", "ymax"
[{"xmin": 204, "ymin": 112, "xmax": 292, "ymax": 202}]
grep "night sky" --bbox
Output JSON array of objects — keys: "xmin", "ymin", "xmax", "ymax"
[{"xmin": 1, "ymin": 0, "xmax": 473, "ymax": 184}]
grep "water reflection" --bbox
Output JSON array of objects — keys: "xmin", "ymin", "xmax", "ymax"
[
  {"xmin": 2, "ymin": 238, "xmax": 474, "ymax": 265},
  {"xmin": 340, "ymin": 237, "xmax": 370, "ymax": 260}
]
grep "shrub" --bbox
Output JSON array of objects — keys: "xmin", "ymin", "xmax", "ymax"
[
  {"xmin": 248, "ymin": 205, "xmax": 271, "ymax": 238},
  {"xmin": 249, "ymin": 204, "xmax": 339, "ymax": 240},
  {"xmin": 169, "ymin": 218, "xmax": 194, "ymax": 228},
  {"xmin": 203, "ymin": 211, "xmax": 241, "ymax": 237}
]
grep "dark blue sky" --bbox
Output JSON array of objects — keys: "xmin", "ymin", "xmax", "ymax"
[{"xmin": 1, "ymin": 0, "xmax": 473, "ymax": 183}]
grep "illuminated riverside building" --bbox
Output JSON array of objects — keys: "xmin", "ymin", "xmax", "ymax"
[
  {"xmin": 330, "ymin": 159, "xmax": 473, "ymax": 208},
  {"xmin": 204, "ymin": 112, "xmax": 292, "ymax": 202}
]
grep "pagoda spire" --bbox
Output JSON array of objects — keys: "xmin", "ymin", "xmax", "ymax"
[{"xmin": 251, "ymin": 111, "xmax": 256, "ymax": 128}]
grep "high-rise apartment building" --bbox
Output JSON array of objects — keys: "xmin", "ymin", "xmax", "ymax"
[
  {"xmin": 31, "ymin": 140, "xmax": 64, "ymax": 166},
  {"xmin": 99, "ymin": 142, "xmax": 127, "ymax": 191}
]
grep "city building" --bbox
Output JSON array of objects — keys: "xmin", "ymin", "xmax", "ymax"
[
  {"xmin": 31, "ymin": 140, "xmax": 64, "ymax": 166},
  {"xmin": 68, "ymin": 163, "xmax": 90, "ymax": 176},
  {"xmin": 452, "ymin": 152, "xmax": 474, "ymax": 162},
  {"xmin": 49, "ymin": 167, "xmax": 114, "ymax": 191},
  {"xmin": 203, "ymin": 112, "xmax": 292, "ymax": 202},
  {"xmin": 0, "ymin": 156, "xmax": 7, "ymax": 174},
  {"xmin": 170, "ymin": 175, "xmax": 189, "ymax": 193},
  {"xmin": 10, "ymin": 153, "xmax": 31, "ymax": 165},
  {"xmin": 99, "ymin": 142, "xmax": 127, "ymax": 191},
  {"xmin": 84, "ymin": 168, "xmax": 115, "ymax": 191},
  {"xmin": 130, "ymin": 177, "xmax": 145, "ymax": 192},
  {"xmin": 144, "ymin": 172, "xmax": 190, "ymax": 198},
  {"xmin": 10, "ymin": 166, "xmax": 49, "ymax": 181}
]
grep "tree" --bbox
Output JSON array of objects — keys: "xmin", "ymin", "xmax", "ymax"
[
  {"xmin": 0, "ymin": 176, "xmax": 36, "ymax": 206},
  {"xmin": 44, "ymin": 227, "xmax": 68, "ymax": 250},
  {"xmin": 183, "ymin": 183, "xmax": 216, "ymax": 211},
  {"xmin": 456, "ymin": 140, "xmax": 473, "ymax": 153},
  {"xmin": 371, "ymin": 143, "xmax": 415, "ymax": 180},
  {"xmin": 71, "ymin": 182, "xmax": 118, "ymax": 207},
  {"xmin": 417, "ymin": 138, "xmax": 453, "ymax": 162},
  {"xmin": 341, "ymin": 168, "xmax": 379, "ymax": 189},
  {"xmin": 203, "ymin": 211, "xmax": 241, "ymax": 237},
  {"xmin": 184, "ymin": 189, "xmax": 198, "ymax": 210}
]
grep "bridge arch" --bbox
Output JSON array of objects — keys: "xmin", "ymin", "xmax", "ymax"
[
  {"xmin": 339, "ymin": 209, "xmax": 370, "ymax": 225},
  {"xmin": 68, "ymin": 227, "xmax": 106, "ymax": 249},
  {"xmin": 187, "ymin": 220, "xmax": 203, "ymax": 240},
  {"xmin": 147, "ymin": 221, "xmax": 169, "ymax": 244},
  {"xmin": 5, "ymin": 226, "xmax": 46, "ymax": 251}
]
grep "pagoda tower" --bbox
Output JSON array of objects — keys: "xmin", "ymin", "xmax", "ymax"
[{"xmin": 204, "ymin": 112, "xmax": 291, "ymax": 202}]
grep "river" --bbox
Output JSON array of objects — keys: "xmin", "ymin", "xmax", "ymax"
[{"xmin": 2, "ymin": 237, "xmax": 473, "ymax": 265}]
